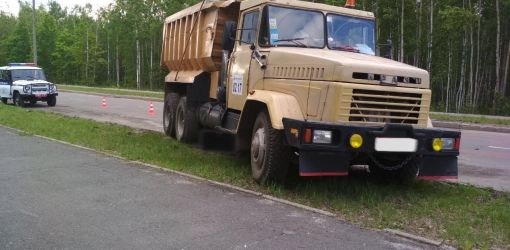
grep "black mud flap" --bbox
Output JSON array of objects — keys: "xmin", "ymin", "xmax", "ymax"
[
  {"xmin": 418, "ymin": 155, "xmax": 458, "ymax": 180},
  {"xmin": 299, "ymin": 151, "xmax": 350, "ymax": 177}
]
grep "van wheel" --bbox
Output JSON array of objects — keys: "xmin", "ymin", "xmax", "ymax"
[
  {"xmin": 13, "ymin": 93, "xmax": 26, "ymax": 107},
  {"xmin": 163, "ymin": 92, "xmax": 180, "ymax": 137},
  {"xmin": 175, "ymin": 96, "xmax": 199, "ymax": 143},
  {"xmin": 47, "ymin": 96, "xmax": 56, "ymax": 107},
  {"xmin": 250, "ymin": 111, "xmax": 290, "ymax": 184},
  {"xmin": 1, "ymin": 98, "xmax": 7, "ymax": 104}
]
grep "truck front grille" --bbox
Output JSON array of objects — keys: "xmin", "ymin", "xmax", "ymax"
[{"xmin": 349, "ymin": 89, "xmax": 422, "ymax": 125}]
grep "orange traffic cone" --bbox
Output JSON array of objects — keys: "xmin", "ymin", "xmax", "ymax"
[
  {"xmin": 101, "ymin": 97, "xmax": 107, "ymax": 109},
  {"xmin": 148, "ymin": 101, "xmax": 155, "ymax": 116}
]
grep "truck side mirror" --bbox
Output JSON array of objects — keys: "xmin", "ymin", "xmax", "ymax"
[
  {"xmin": 222, "ymin": 21, "xmax": 237, "ymax": 52},
  {"xmin": 378, "ymin": 39, "xmax": 393, "ymax": 59}
]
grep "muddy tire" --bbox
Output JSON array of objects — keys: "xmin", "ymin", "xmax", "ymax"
[
  {"xmin": 1, "ymin": 98, "xmax": 7, "ymax": 104},
  {"xmin": 47, "ymin": 96, "xmax": 56, "ymax": 107},
  {"xmin": 13, "ymin": 93, "xmax": 26, "ymax": 107},
  {"xmin": 163, "ymin": 92, "xmax": 180, "ymax": 137},
  {"xmin": 175, "ymin": 96, "xmax": 200, "ymax": 143},
  {"xmin": 369, "ymin": 154, "xmax": 421, "ymax": 183},
  {"xmin": 250, "ymin": 111, "xmax": 291, "ymax": 184}
]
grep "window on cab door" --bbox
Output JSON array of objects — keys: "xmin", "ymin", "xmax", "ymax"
[{"xmin": 240, "ymin": 11, "xmax": 260, "ymax": 45}]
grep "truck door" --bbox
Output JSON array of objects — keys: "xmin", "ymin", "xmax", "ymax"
[
  {"xmin": 227, "ymin": 9, "xmax": 261, "ymax": 111},
  {"xmin": 0, "ymin": 70, "xmax": 12, "ymax": 98}
]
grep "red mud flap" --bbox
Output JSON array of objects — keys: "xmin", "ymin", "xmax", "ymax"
[
  {"xmin": 299, "ymin": 150, "xmax": 350, "ymax": 177},
  {"xmin": 418, "ymin": 155, "xmax": 458, "ymax": 180}
]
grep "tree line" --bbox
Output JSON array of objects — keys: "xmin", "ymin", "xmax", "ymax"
[{"xmin": 0, "ymin": 0, "xmax": 509, "ymax": 115}]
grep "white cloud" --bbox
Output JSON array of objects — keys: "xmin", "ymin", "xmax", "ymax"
[{"xmin": 0, "ymin": 0, "xmax": 114, "ymax": 16}]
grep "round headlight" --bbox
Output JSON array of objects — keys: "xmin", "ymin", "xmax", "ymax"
[{"xmin": 23, "ymin": 85, "xmax": 31, "ymax": 93}]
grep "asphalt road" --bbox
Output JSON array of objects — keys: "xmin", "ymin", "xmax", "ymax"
[
  {"xmin": 36, "ymin": 91, "xmax": 510, "ymax": 192},
  {"xmin": 0, "ymin": 127, "xmax": 431, "ymax": 249}
]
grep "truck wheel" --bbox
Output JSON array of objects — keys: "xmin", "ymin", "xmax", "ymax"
[
  {"xmin": 30, "ymin": 100, "xmax": 37, "ymax": 105},
  {"xmin": 369, "ymin": 154, "xmax": 421, "ymax": 183},
  {"xmin": 250, "ymin": 111, "xmax": 290, "ymax": 184},
  {"xmin": 13, "ymin": 93, "xmax": 26, "ymax": 107},
  {"xmin": 175, "ymin": 96, "xmax": 199, "ymax": 143},
  {"xmin": 1, "ymin": 98, "xmax": 7, "ymax": 104},
  {"xmin": 163, "ymin": 92, "xmax": 180, "ymax": 137},
  {"xmin": 47, "ymin": 96, "xmax": 57, "ymax": 107}
]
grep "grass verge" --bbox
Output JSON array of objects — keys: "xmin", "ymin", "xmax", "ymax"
[
  {"xmin": 1, "ymin": 104, "xmax": 509, "ymax": 249},
  {"xmin": 58, "ymin": 84, "xmax": 163, "ymax": 100},
  {"xmin": 431, "ymin": 113, "xmax": 510, "ymax": 126}
]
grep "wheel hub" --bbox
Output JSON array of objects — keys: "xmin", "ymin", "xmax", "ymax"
[{"xmin": 251, "ymin": 128, "xmax": 266, "ymax": 168}]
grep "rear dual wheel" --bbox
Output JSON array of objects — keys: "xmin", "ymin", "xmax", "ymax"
[
  {"xmin": 175, "ymin": 96, "xmax": 199, "ymax": 143},
  {"xmin": 163, "ymin": 92, "xmax": 200, "ymax": 143},
  {"xmin": 163, "ymin": 92, "xmax": 180, "ymax": 137}
]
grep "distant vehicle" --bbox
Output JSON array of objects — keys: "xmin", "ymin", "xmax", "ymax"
[
  {"xmin": 160, "ymin": 0, "xmax": 461, "ymax": 183},
  {"xmin": 0, "ymin": 63, "xmax": 58, "ymax": 107}
]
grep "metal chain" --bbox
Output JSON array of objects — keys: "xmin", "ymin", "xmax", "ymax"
[{"xmin": 369, "ymin": 154, "xmax": 416, "ymax": 171}]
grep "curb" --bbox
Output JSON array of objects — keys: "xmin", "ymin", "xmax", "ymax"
[
  {"xmin": 384, "ymin": 229, "xmax": 443, "ymax": 247},
  {"xmin": 59, "ymin": 89, "xmax": 164, "ymax": 102},
  {"xmin": 432, "ymin": 120, "xmax": 510, "ymax": 134}
]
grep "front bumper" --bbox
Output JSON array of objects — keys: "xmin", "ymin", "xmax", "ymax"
[
  {"xmin": 21, "ymin": 93, "xmax": 58, "ymax": 101},
  {"xmin": 282, "ymin": 118, "xmax": 460, "ymax": 179}
]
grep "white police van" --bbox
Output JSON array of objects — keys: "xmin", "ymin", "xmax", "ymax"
[{"xmin": 0, "ymin": 63, "xmax": 58, "ymax": 107}]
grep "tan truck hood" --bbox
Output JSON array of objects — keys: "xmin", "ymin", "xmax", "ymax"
[{"xmin": 264, "ymin": 48, "xmax": 430, "ymax": 88}]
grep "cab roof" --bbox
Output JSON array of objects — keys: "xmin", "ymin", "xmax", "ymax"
[
  {"xmin": 240, "ymin": 0, "xmax": 374, "ymax": 19},
  {"xmin": 165, "ymin": 0, "xmax": 374, "ymax": 23}
]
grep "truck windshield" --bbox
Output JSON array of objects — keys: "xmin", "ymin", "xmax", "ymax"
[
  {"xmin": 327, "ymin": 14, "xmax": 375, "ymax": 55},
  {"xmin": 11, "ymin": 69, "xmax": 47, "ymax": 81},
  {"xmin": 259, "ymin": 6, "xmax": 324, "ymax": 48}
]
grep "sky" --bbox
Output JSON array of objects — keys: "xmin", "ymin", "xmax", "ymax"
[{"xmin": 0, "ymin": 0, "xmax": 114, "ymax": 16}]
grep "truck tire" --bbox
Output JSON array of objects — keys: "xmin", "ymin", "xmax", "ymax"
[
  {"xmin": 13, "ymin": 93, "xmax": 26, "ymax": 107},
  {"xmin": 163, "ymin": 92, "xmax": 180, "ymax": 137},
  {"xmin": 369, "ymin": 154, "xmax": 421, "ymax": 183},
  {"xmin": 47, "ymin": 96, "xmax": 56, "ymax": 107},
  {"xmin": 175, "ymin": 96, "xmax": 199, "ymax": 143},
  {"xmin": 1, "ymin": 98, "xmax": 7, "ymax": 104},
  {"xmin": 250, "ymin": 111, "xmax": 290, "ymax": 184}
]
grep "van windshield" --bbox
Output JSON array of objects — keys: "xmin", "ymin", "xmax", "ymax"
[
  {"xmin": 327, "ymin": 14, "xmax": 376, "ymax": 55},
  {"xmin": 259, "ymin": 6, "xmax": 324, "ymax": 48},
  {"xmin": 11, "ymin": 69, "xmax": 47, "ymax": 81}
]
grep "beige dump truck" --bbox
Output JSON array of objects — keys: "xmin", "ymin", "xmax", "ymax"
[{"xmin": 160, "ymin": 0, "xmax": 461, "ymax": 183}]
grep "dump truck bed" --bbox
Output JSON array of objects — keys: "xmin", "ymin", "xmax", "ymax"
[{"xmin": 161, "ymin": 0, "xmax": 240, "ymax": 83}]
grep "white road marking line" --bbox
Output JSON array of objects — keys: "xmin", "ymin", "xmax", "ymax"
[{"xmin": 488, "ymin": 146, "xmax": 510, "ymax": 150}]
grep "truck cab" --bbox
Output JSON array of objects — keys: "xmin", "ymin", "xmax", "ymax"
[
  {"xmin": 0, "ymin": 63, "xmax": 58, "ymax": 107},
  {"xmin": 161, "ymin": 0, "xmax": 460, "ymax": 184}
]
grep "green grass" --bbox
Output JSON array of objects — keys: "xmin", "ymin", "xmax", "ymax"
[
  {"xmin": 431, "ymin": 113, "xmax": 510, "ymax": 126},
  {"xmin": 1, "ymin": 104, "xmax": 509, "ymax": 249},
  {"xmin": 58, "ymin": 84, "xmax": 164, "ymax": 100}
]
